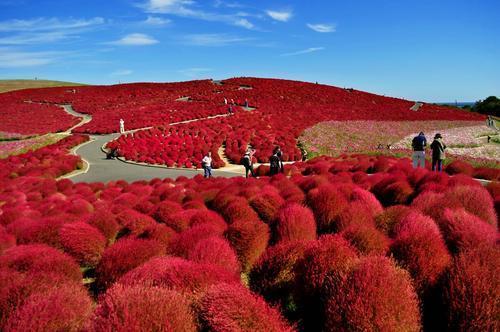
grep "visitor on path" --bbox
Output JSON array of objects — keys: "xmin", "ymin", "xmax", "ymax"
[
  {"xmin": 269, "ymin": 151, "xmax": 281, "ymax": 176},
  {"xmin": 244, "ymin": 99, "xmax": 249, "ymax": 108},
  {"xmin": 273, "ymin": 146, "xmax": 285, "ymax": 173},
  {"xmin": 301, "ymin": 148, "xmax": 308, "ymax": 161},
  {"xmin": 430, "ymin": 133, "xmax": 447, "ymax": 172},
  {"xmin": 119, "ymin": 119, "xmax": 125, "ymax": 134},
  {"xmin": 224, "ymin": 97, "xmax": 228, "ymax": 105},
  {"xmin": 106, "ymin": 147, "xmax": 119, "ymax": 160},
  {"xmin": 411, "ymin": 131, "xmax": 427, "ymax": 168},
  {"xmin": 242, "ymin": 149, "xmax": 255, "ymax": 178},
  {"xmin": 228, "ymin": 105, "xmax": 234, "ymax": 115},
  {"xmin": 202, "ymin": 152, "xmax": 212, "ymax": 178}
]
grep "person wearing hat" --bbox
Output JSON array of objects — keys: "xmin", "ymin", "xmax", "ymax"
[
  {"xmin": 430, "ymin": 133, "xmax": 447, "ymax": 172},
  {"xmin": 241, "ymin": 148, "xmax": 256, "ymax": 178},
  {"xmin": 411, "ymin": 131, "xmax": 427, "ymax": 168}
]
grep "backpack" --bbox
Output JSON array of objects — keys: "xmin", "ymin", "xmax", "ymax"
[
  {"xmin": 270, "ymin": 154, "xmax": 280, "ymax": 168},
  {"xmin": 241, "ymin": 155, "xmax": 251, "ymax": 167}
]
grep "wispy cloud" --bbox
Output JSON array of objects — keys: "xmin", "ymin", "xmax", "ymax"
[
  {"xmin": 182, "ymin": 33, "xmax": 251, "ymax": 46},
  {"xmin": 0, "ymin": 31, "xmax": 78, "ymax": 45},
  {"xmin": 266, "ymin": 9, "xmax": 293, "ymax": 22},
  {"xmin": 110, "ymin": 69, "xmax": 133, "ymax": 76},
  {"xmin": 0, "ymin": 47, "xmax": 68, "ymax": 68},
  {"xmin": 107, "ymin": 33, "xmax": 159, "ymax": 46},
  {"xmin": 281, "ymin": 47, "xmax": 325, "ymax": 57},
  {"xmin": 307, "ymin": 23, "xmax": 336, "ymax": 33},
  {"xmin": 144, "ymin": 15, "xmax": 171, "ymax": 26},
  {"xmin": 140, "ymin": 0, "xmax": 256, "ymax": 29},
  {"xmin": 0, "ymin": 17, "xmax": 105, "ymax": 32},
  {"xmin": 178, "ymin": 67, "xmax": 212, "ymax": 78}
]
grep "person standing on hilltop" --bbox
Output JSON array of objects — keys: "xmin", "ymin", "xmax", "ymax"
[
  {"xmin": 411, "ymin": 131, "xmax": 427, "ymax": 168},
  {"xmin": 202, "ymin": 152, "xmax": 213, "ymax": 178},
  {"xmin": 430, "ymin": 133, "xmax": 447, "ymax": 172},
  {"xmin": 119, "ymin": 118, "xmax": 125, "ymax": 134}
]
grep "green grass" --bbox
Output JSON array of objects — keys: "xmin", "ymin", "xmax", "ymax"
[{"xmin": 0, "ymin": 79, "xmax": 85, "ymax": 94}]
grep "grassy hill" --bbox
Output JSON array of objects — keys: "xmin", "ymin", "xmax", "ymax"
[{"xmin": 0, "ymin": 79, "xmax": 85, "ymax": 94}]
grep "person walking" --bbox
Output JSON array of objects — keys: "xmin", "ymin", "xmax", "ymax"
[
  {"xmin": 224, "ymin": 97, "xmax": 228, "ymax": 105},
  {"xmin": 202, "ymin": 152, "xmax": 213, "ymax": 178},
  {"xmin": 242, "ymin": 149, "xmax": 255, "ymax": 178},
  {"xmin": 119, "ymin": 118, "xmax": 125, "ymax": 134},
  {"xmin": 430, "ymin": 133, "xmax": 446, "ymax": 172},
  {"xmin": 273, "ymin": 146, "xmax": 285, "ymax": 173},
  {"xmin": 244, "ymin": 99, "xmax": 249, "ymax": 108},
  {"xmin": 269, "ymin": 150, "xmax": 281, "ymax": 176},
  {"xmin": 411, "ymin": 131, "xmax": 427, "ymax": 168}
]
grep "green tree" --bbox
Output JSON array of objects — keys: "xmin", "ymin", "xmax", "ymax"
[{"xmin": 472, "ymin": 96, "xmax": 500, "ymax": 116}]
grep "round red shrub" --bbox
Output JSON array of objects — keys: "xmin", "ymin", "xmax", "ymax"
[
  {"xmin": 341, "ymin": 224, "xmax": 389, "ymax": 256},
  {"xmin": 350, "ymin": 187, "xmax": 383, "ymax": 216},
  {"xmin": 390, "ymin": 211, "xmax": 451, "ymax": 294},
  {"xmin": 139, "ymin": 223, "xmax": 176, "ymax": 246},
  {"xmin": 115, "ymin": 208, "xmax": 157, "ymax": 238},
  {"xmin": 118, "ymin": 257, "xmax": 239, "ymax": 296},
  {"xmin": 274, "ymin": 203, "xmax": 316, "ymax": 243},
  {"xmin": 374, "ymin": 205, "xmax": 413, "ymax": 237},
  {"xmin": 153, "ymin": 200, "xmax": 183, "ymax": 224},
  {"xmin": 90, "ymin": 285, "xmax": 196, "ymax": 332},
  {"xmin": 59, "ymin": 221, "xmax": 107, "ymax": 267},
  {"xmin": 249, "ymin": 190, "xmax": 285, "ymax": 224},
  {"xmin": 188, "ymin": 209, "xmax": 227, "ymax": 232},
  {"xmin": 96, "ymin": 238, "xmax": 166, "ymax": 289},
  {"xmin": 4, "ymin": 282, "xmax": 92, "ymax": 332},
  {"xmin": 0, "ymin": 226, "xmax": 16, "ymax": 254},
  {"xmin": 199, "ymin": 283, "xmax": 295, "ymax": 332},
  {"xmin": 87, "ymin": 208, "xmax": 120, "ymax": 244},
  {"xmin": 335, "ymin": 201, "xmax": 375, "ymax": 232},
  {"xmin": 373, "ymin": 178, "xmax": 414, "ymax": 206},
  {"xmin": 161, "ymin": 209, "xmax": 198, "ymax": 232},
  {"xmin": 225, "ymin": 218, "xmax": 270, "ymax": 272},
  {"xmin": 7, "ymin": 216, "xmax": 64, "ymax": 248},
  {"xmin": 186, "ymin": 236, "xmax": 240, "ymax": 275},
  {"xmin": 0, "ymin": 244, "xmax": 81, "ymax": 282},
  {"xmin": 325, "ymin": 256, "xmax": 421, "ymax": 332},
  {"xmin": 445, "ymin": 185, "xmax": 497, "ymax": 228},
  {"xmin": 221, "ymin": 196, "xmax": 260, "ymax": 224},
  {"xmin": 443, "ymin": 245, "xmax": 500, "ymax": 331},
  {"xmin": 437, "ymin": 208, "xmax": 497, "ymax": 254},
  {"xmin": 249, "ymin": 240, "xmax": 309, "ymax": 313},
  {"xmin": 170, "ymin": 223, "xmax": 224, "ymax": 257},
  {"xmin": 306, "ymin": 185, "xmax": 349, "ymax": 233},
  {"xmin": 445, "ymin": 160, "xmax": 474, "ymax": 176}
]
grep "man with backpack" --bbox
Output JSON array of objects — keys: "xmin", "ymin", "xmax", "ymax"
[
  {"xmin": 242, "ymin": 149, "xmax": 255, "ymax": 178},
  {"xmin": 411, "ymin": 131, "xmax": 427, "ymax": 168}
]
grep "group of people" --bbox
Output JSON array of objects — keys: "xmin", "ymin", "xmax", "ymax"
[
  {"xmin": 412, "ymin": 131, "xmax": 447, "ymax": 171},
  {"xmin": 224, "ymin": 97, "xmax": 250, "ymax": 115},
  {"xmin": 201, "ymin": 146, "xmax": 286, "ymax": 178}
]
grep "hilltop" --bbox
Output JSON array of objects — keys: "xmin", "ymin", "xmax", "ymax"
[{"xmin": 0, "ymin": 79, "xmax": 85, "ymax": 94}]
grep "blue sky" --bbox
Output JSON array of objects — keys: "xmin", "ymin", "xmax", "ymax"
[{"xmin": 0, "ymin": 0, "xmax": 499, "ymax": 102}]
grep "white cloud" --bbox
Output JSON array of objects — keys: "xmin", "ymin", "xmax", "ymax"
[
  {"xmin": 108, "ymin": 33, "xmax": 159, "ymax": 46},
  {"xmin": 307, "ymin": 23, "xmax": 336, "ymax": 33},
  {"xmin": 111, "ymin": 69, "xmax": 133, "ymax": 76},
  {"xmin": 144, "ymin": 15, "xmax": 171, "ymax": 26},
  {"xmin": 0, "ymin": 47, "xmax": 66, "ymax": 67},
  {"xmin": 140, "ymin": 0, "xmax": 256, "ymax": 29},
  {"xmin": 281, "ymin": 47, "xmax": 325, "ymax": 57},
  {"xmin": 0, "ymin": 17, "xmax": 105, "ymax": 32},
  {"xmin": 0, "ymin": 31, "xmax": 76, "ymax": 45},
  {"xmin": 234, "ymin": 18, "xmax": 253, "ymax": 29},
  {"xmin": 266, "ymin": 9, "xmax": 293, "ymax": 22},
  {"xmin": 178, "ymin": 67, "xmax": 212, "ymax": 78},
  {"xmin": 183, "ymin": 33, "xmax": 251, "ymax": 46}
]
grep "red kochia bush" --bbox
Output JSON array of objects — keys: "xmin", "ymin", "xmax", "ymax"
[
  {"xmin": 87, "ymin": 208, "xmax": 120, "ymax": 244},
  {"xmin": 225, "ymin": 218, "xmax": 270, "ymax": 272},
  {"xmin": 443, "ymin": 245, "xmax": 500, "ymax": 331},
  {"xmin": 325, "ymin": 256, "xmax": 421, "ymax": 332},
  {"xmin": 153, "ymin": 200, "xmax": 183, "ymax": 224},
  {"xmin": 118, "ymin": 257, "xmax": 239, "ymax": 296},
  {"xmin": 90, "ymin": 285, "xmax": 197, "ymax": 332},
  {"xmin": 437, "ymin": 208, "xmax": 497, "ymax": 254},
  {"xmin": 0, "ymin": 244, "xmax": 81, "ymax": 282},
  {"xmin": 306, "ymin": 185, "xmax": 349, "ymax": 233},
  {"xmin": 390, "ymin": 212, "xmax": 451, "ymax": 294},
  {"xmin": 445, "ymin": 160, "xmax": 474, "ymax": 176},
  {"xmin": 274, "ymin": 203, "xmax": 317, "ymax": 243},
  {"xmin": 115, "ymin": 208, "xmax": 157, "ymax": 238},
  {"xmin": 96, "ymin": 238, "xmax": 166, "ymax": 289},
  {"xmin": 170, "ymin": 223, "xmax": 224, "ymax": 257},
  {"xmin": 341, "ymin": 224, "xmax": 389, "ymax": 256},
  {"xmin": 4, "ymin": 283, "xmax": 92, "ymax": 332},
  {"xmin": 187, "ymin": 236, "xmax": 240, "ymax": 275},
  {"xmin": 199, "ymin": 283, "xmax": 295, "ymax": 332},
  {"xmin": 349, "ymin": 187, "xmax": 383, "ymax": 216},
  {"xmin": 444, "ymin": 185, "xmax": 497, "ymax": 228},
  {"xmin": 249, "ymin": 241, "xmax": 309, "ymax": 312},
  {"xmin": 59, "ymin": 221, "xmax": 106, "ymax": 267},
  {"xmin": 0, "ymin": 226, "xmax": 16, "ymax": 254},
  {"xmin": 374, "ymin": 205, "xmax": 413, "ymax": 237},
  {"xmin": 249, "ymin": 189, "xmax": 285, "ymax": 223},
  {"xmin": 7, "ymin": 216, "xmax": 64, "ymax": 248}
]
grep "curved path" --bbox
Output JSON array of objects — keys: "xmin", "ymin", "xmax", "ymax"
[{"xmin": 59, "ymin": 105, "xmax": 247, "ymax": 182}]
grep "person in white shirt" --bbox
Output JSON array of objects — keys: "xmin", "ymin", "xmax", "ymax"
[
  {"xmin": 119, "ymin": 119, "xmax": 125, "ymax": 134},
  {"xmin": 202, "ymin": 152, "xmax": 213, "ymax": 178}
]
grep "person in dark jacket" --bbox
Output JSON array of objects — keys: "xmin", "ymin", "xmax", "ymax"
[
  {"xmin": 242, "ymin": 149, "xmax": 255, "ymax": 178},
  {"xmin": 269, "ymin": 152, "xmax": 281, "ymax": 176},
  {"xmin": 430, "ymin": 133, "xmax": 446, "ymax": 172},
  {"xmin": 411, "ymin": 131, "xmax": 427, "ymax": 168},
  {"xmin": 273, "ymin": 146, "xmax": 285, "ymax": 173}
]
